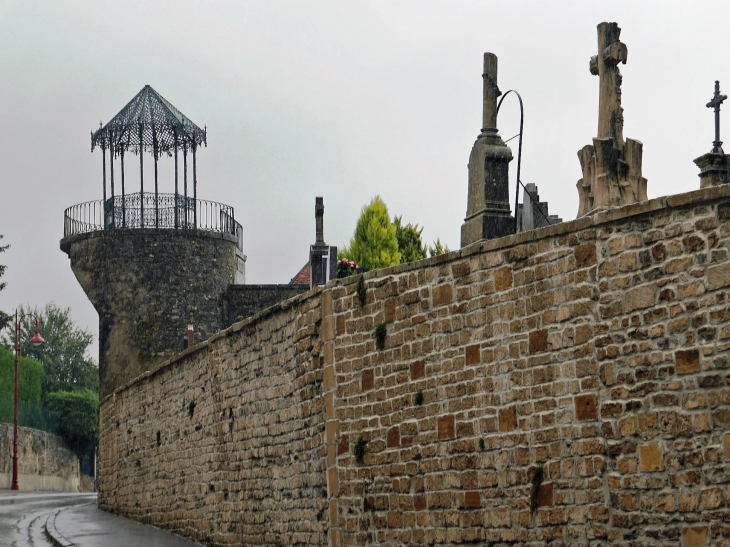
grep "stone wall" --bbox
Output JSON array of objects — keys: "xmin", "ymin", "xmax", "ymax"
[
  {"xmin": 0, "ymin": 422, "xmax": 80, "ymax": 491},
  {"xmin": 61, "ymin": 229, "xmax": 238, "ymax": 397},
  {"xmin": 100, "ymin": 185, "xmax": 730, "ymax": 546},
  {"xmin": 221, "ymin": 284, "xmax": 310, "ymax": 327}
]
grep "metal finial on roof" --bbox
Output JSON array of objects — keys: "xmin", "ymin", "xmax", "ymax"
[{"xmin": 91, "ymin": 85, "xmax": 207, "ymax": 155}]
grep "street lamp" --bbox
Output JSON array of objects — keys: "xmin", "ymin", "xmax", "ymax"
[{"xmin": 11, "ymin": 310, "xmax": 44, "ymax": 491}]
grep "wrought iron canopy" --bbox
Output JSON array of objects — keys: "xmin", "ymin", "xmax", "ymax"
[{"xmin": 91, "ymin": 85, "xmax": 207, "ymax": 155}]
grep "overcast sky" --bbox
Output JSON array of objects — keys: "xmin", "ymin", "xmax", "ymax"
[{"xmin": 1, "ymin": 0, "xmax": 728, "ymax": 361}]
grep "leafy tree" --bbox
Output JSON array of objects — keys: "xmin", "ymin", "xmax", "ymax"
[
  {"xmin": 340, "ymin": 196, "xmax": 401, "ymax": 270},
  {"xmin": 0, "ymin": 236, "xmax": 10, "ymax": 331},
  {"xmin": 428, "ymin": 238, "xmax": 451, "ymax": 257},
  {"xmin": 393, "ymin": 216, "xmax": 427, "ymax": 263},
  {"xmin": 0, "ymin": 345, "xmax": 43, "ymax": 405},
  {"xmin": 2, "ymin": 303, "xmax": 98, "ymax": 398},
  {"xmin": 46, "ymin": 389, "xmax": 98, "ymax": 458}
]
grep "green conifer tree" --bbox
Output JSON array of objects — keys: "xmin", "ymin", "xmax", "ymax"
[
  {"xmin": 393, "ymin": 216, "xmax": 427, "ymax": 263},
  {"xmin": 341, "ymin": 196, "xmax": 400, "ymax": 270}
]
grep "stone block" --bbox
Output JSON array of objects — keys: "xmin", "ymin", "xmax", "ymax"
[
  {"xmin": 438, "ymin": 415, "xmax": 455, "ymax": 440},
  {"xmin": 414, "ymin": 495, "xmax": 427, "ymax": 510},
  {"xmin": 709, "ymin": 264, "xmax": 730, "ymax": 291},
  {"xmin": 499, "ymin": 407, "xmax": 517, "ymax": 432},
  {"xmin": 324, "ymin": 341, "xmax": 334, "ymax": 364},
  {"xmin": 324, "ymin": 366, "xmax": 336, "ymax": 390},
  {"xmin": 575, "ymin": 394, "xmax": 598, "ymax": 421},
  {"xmin": 626, "ymin": 285, "xmax": 654, "ymax": 312},
  {"xmin": 537, "ymin": 483, "xmax": 554, "ymax": 508},
  {"xmin": 338, "ymin": 435, "xmax": 349, "ymax": 455},
  {"xmin": 362, "ymin": 369, "xmax": 374, "ymax": 391},
  {"xmin": 725, "ymin": 433, "xmax": 730, "ymax": 460},
  {"xmin": 326, "ymin": 392, "xmax": 334, "ymax": 418},
  {"xmin": 465, "ymin": 344, "xmax": 480, "ymax": 366},
  {"xmin": 336, "ymin": 315, "xmax": 345, "ymax": 336},
  {"xmin": 384, "ymin": 299, "xmax": 396, "ymax": 322},
  {"xmin": 387, "ymin": 426, "xmax": 400, "ymax": 448},
  {"xmin": 683, "ymin": 526, "xmax": 708, "ymax": 547},
  {"xmin": 495, "ymin": 266, "xmax": 513, "ymax": 291},
  {"xmin": 327, "ymin": 467, "xmax": 339, "ymax": 497},
  {"xmin": 326, "ymin": 420, "xmax": 340, "ymax": 442},
  {"xmin": 529, "ymin": 330, "xmax": 548, "ymax": 353},
  {"xmin": 322, "ymin": 316, "xmax": 335, "ymax": 341},
  {"xmin": 410, "ymin": 361, "xmax": 425, "ymax": 380},
  {"xmin": 575, "ymin": 244, "xmax": 597, "ymax": 268},
  {"xmin": 640, "ymin": 443, "xmax": 663, "ymax": 472},
  {"xmin": 433, "ymin": 284, "xmax": 453, "ymax": 307},
  {"xmin": 676, "ymin": 350, "xmax": 700, "ymax": 375},
  {"xmin": 465, "ymin": 491, "xmax": 480, "ymax": 508},
  {"xmin": 322, "ymin": 290, "xmax": 333, "ymax": 316}
]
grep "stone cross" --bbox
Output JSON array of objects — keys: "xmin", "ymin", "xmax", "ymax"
[
  {"xmin": 707, "ymin": 80, "xmax": 727, "ymax": 154},
  {"xmin": 589, "ymin": 22, "xmax": 628, "ymax": 147},
  {"xmin": 315, "ymin": 196, "xmax": 325, "ymax": 244},
  {"xmin": 481, "ymin": 53, "xmax": 501, "ymax": 134}
]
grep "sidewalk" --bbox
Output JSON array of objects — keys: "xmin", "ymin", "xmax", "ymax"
[{"xmin": 49, "ymin": 504, "xmax": 202, "ymax": 547}]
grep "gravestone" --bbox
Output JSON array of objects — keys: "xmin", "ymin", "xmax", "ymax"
[
  {"xmin": 461, "ymin": 53, "xmax": 515, "ymax": 247},
  {"xmin": 516, "ymin": 183, "xmax": 562, "ymax": 232},
  {"xmin": 310, "ymin": 197, "xmax": 337, "ymax": 287},
  {"xmin": 576, "ymin": 22, "xmax": 647, "ymax": 217}
]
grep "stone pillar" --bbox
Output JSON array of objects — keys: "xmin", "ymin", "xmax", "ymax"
[
  {"xmin": 461, "ymin": 53, "xmax": 515, "ymax": 248},
  {"xmin": 310, "ymin": 197, "xmax": 337, "ymax": 287},
  {"xmin": 694, "ymin": 152, "xmax": 730, "ymax": 188}
]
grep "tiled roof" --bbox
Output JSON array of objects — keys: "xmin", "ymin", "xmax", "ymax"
[{"xmin": 290, "ymin": 262, "xmax": 310, "ymax": 285}]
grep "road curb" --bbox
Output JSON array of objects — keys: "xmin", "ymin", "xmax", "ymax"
[{"xmin": 45, "ymin": 510, "xmax": 74, "ymax": 547}]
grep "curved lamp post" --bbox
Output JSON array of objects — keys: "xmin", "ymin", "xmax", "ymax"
[{"xmin": 11, "ymin": 310, "xmax": 44, "ymax": 490}]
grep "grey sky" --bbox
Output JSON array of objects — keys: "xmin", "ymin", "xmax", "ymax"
[{"xmin": 1, "ymin": 1, "xmax": 728, "ymax": 361}]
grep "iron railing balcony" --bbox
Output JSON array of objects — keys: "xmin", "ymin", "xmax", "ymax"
[{"xmin": 63, "ymin": 192, "xmax": 243, "ymax": 252}]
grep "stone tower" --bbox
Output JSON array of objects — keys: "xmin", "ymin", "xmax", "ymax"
[
  {"xmin": 61, "ymin": 86, "xmax": 246, "ymax": 397},
  {"xmin": 461, "ymin": 53, "xmax": 515, "ymax": 247}
]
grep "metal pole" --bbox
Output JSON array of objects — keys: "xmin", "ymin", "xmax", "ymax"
[
  {"xmin": 139, "ymin": 124, "xmax": 144, "ymax": 228},
  {"xmin": 102, "ymin": 145, "xmax": 107, "ymax": 205},
  {"xmin": 183, "ymin": 146, "xmax": 188, "ymax": 228},
  {"xmin": 174, "ymin": 130, "xmax": 179, "ymax": 229},
  {"xmin": 153, "ymin": 126, "xmax": 159, "ymax": 228},
  {"xmin": 11, "ymin": 310, "xmax": 18, "ymax": 490},
  {"xmin": 121, "ymin": 151, "xmax": 126, "ymax": 228},
  {"xmin": 192, "ymin": 144, "xmax": 197, "ymax": 229},
  {"xmin": 109, "ymin": 142, "xmax": 115, "ymax": 228}
]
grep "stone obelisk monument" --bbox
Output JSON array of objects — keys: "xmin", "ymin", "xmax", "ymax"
[
  {"xmin": 576, "ymin": 22, "xmax": 647, "ymax": 217},
  {"xmin": 461, "ymin": 53, "xmax": 515, "ymax": 247}
]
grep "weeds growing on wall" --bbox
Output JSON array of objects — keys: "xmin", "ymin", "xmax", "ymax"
[
  {"xmin": 357, "ymin": 275, "xmax": 367, "ymax": 307},
  {"xmin": 414, "ymin": 390, "xmax": 424, "ymax": 406},
  {"xmin": 530, "ymin": 465, "xmax": 545, "ymax": 513},
  {"xmin": 354, "ymin": 435, "xmax": 366, "ymax": 464},
  {"xmin": 374, "ymin": 322, "xmax": 387, "ymax": 350}
]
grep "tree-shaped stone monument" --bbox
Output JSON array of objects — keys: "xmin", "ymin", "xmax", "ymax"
[{"xmin": 576, "ymin": 22, "xmax": 647, "ymax": 217}]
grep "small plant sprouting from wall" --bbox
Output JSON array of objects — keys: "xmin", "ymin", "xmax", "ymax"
[
  {"xmin": 188, "ymin": 400, "xmax": 196, "ymax": 418},
  {"xmin": 414, "ymin": 390, "xmax": 424, "ymax": 406},
  {"xmin": 354, "ymin": 435, "xmax": 367, "ymax": 464},
  {"xmin": 530, "ymin": 465, "xmax": 545, "ymax": 513},
  {"xmin": 357, "ymin": 275, "xmax": 367, "ymax": 307},
  {"xmin": 131, "ymin": 302, "xmax": 160, "ymax": 360},
  {"xmin": 374, "ymin": 322, "xmax": 387, "ymax": 350},
  {"xmin": 479, "ymin": 438, "xmax": 485, "ymax": 451}
]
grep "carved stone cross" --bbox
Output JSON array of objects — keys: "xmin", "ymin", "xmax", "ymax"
[
  {"xmin": 707, "ymin": 80, "xmax": 727, "ymax": 154},
  {"xmin": 589, "ymin": 22, "xmax": 628, "ymax": 147}
]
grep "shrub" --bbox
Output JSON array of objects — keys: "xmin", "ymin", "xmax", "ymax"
[{"xmin": 45, "ymin": 389, "xmax": 98, "ymax": 458}]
